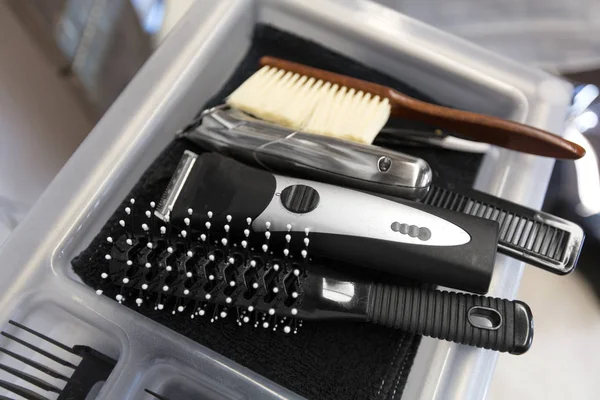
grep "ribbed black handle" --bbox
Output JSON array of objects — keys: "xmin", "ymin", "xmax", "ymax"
[{"xmin": 366, "ymin": 284, "xmax": 533, "ymax": 354}]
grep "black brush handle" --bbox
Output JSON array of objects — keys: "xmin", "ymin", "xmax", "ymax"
[{"xmin": 366, "ymin": 284, "xmax": 533, "ymax": 355}]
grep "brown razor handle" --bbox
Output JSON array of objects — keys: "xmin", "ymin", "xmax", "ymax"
[{"xmin": 260, "ymin": 56, "xmax": 585, "ymax": 160}]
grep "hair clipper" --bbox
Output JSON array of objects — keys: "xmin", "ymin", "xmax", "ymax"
[{"xmin": 156, "ymin": 150, "xmax": 498, "ymax": 293}]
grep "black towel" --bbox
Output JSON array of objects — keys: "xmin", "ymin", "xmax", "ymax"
[{"xmin": 72, "ymin": 25, "xmax": 482, "ymax": 400}]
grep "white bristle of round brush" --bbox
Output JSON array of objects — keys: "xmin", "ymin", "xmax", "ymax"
[{"xmin": 226, "ymin": 65, "xmax": 391, "ymax": 144}]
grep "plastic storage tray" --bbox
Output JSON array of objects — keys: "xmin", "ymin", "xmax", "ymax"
[{"xmin": 0, "ymin": 1, "xmax": 572, "ymax": 399}]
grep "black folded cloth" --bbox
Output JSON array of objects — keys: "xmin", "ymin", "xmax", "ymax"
[{"xmin": 72, "ymin": 25, "xmax": 482, "ymax": 400}]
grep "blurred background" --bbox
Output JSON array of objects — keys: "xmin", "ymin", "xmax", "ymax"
[{"xmin": 0, "ymin": 1, "xmax": 599, "ymax": 398}]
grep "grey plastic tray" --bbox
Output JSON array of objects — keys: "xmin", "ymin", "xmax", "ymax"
[{"xmin": 0, "ymin": 0, "xmax": 572, "ymax": 399}]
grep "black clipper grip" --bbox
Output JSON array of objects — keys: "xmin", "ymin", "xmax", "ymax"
[{"xmin": 366, "ymin": 284, "xmax": 533, "ymax": 355}]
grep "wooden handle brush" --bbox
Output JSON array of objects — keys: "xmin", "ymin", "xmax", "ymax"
[{"xmin": 226, "ymin": 56, "xmax": 584, "ymax": 160}]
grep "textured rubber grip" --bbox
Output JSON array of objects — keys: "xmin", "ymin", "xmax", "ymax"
[{"xmin": 366, "ymin": 284, "xmax": 533, "ymax": 354}]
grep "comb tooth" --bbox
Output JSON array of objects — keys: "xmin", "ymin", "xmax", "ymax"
[
  {"xmin": 0, "ymin": 363, "xmax": 62, "ymax": 394},
  {"xmin": 8, "ymin": 321, "xmax": 73, "ymax": 356},
  {"xmin": 145, "ymin": 389, "xmax": 172, "ymax": 400},
  {"xmin": 0, "ymin": 332, "xmax": 77, "ymax": 369},
  {"xmin": 0, "ymin": 379, "xmax": 51, "ymax": 400}
]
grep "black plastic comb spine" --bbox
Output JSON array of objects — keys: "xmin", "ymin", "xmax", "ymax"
[
  {"xmin": 0, "ymin": 347, "xmax": 70, "ymax": 381},
  {"xmin": 366, "ymin": 284, "xmax": 533, "ymax": 354}
]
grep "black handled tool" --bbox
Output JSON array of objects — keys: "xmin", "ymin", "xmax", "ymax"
[
  {"xmin": 155, "ymin": 151, "xmax": 499, "ymax": 293},
  {"xmin": 104, "ymin": 230, "xmax": 534, "ymax": 355}
]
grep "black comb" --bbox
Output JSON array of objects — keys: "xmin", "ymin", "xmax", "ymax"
[
  {"xmin": 422, "ymin": 185, "xmax": 584, "ymax": 274},
  {"xmin": 0, "ymin": 321, "xmax": 116, "ymax": 400}
]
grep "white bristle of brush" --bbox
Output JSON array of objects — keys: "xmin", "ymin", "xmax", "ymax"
[{"xmin": 226, "ymin": 65, "xmax": 391, "ymax": 144}]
